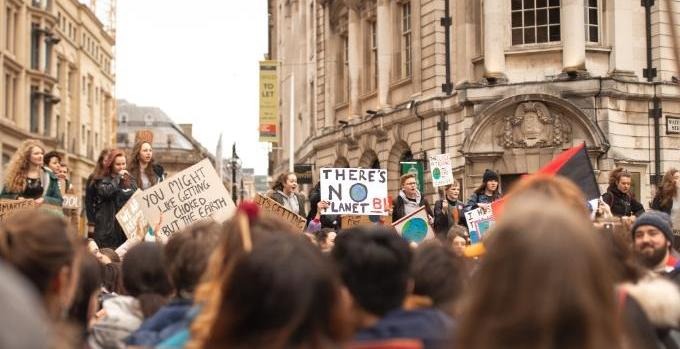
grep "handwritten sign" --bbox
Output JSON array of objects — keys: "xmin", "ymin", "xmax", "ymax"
[
  {"xmin": 136, "ymin": 159, "xmax": 235, "ymax": 237},
  {"xmin": 115, "ymin": 190, "xmax": 148, "ymax": 239},
  {"xmin": 341, "ymin": 215, "xmax": 392, "ymax": 228},
  {"xmin": 464, "ymin": 207, "xmax": 495, "ymax": 244},
  {"xmin": 320, "ymin": 168, "xmax": 388, "ymax": 216},
  {"xmin": 254, "ymin": 193, "xmax": 307, "ymax": 232},
  {"xmin": 0, "ymin": 199, "xmax": 36, "ymax": 222},
  {"xmin": 62, "ymin": 194, "xmax": 81, "ymax": 209},
  {"xmin": 429, "ymin": 153, "xmax": 453, "ymax": 187},
  {"xmin": 392, "ymin": 206, "xmax": 435, "ymax": 244}
]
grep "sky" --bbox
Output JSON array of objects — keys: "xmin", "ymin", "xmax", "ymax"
[{"xmin": 115, "ymin": 1, "xmax": 270, "ymax": 175}]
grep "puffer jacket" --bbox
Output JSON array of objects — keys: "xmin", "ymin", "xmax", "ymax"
[{"xmin": 88, "ymin": 295, "xmax": 144, "ymax": 349}]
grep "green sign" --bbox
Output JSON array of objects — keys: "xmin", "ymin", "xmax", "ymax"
[{"xmin": 400, "ymin": 161, "xmax": 425, "ymax": 194}]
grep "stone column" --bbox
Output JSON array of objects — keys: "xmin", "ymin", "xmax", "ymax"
[
  {"xmin": 483, "ymin": 0, "xmax": 507, "ymax": 81},
  {"xmin": 377, "ymin": 0, "xmax": 392, "ymax": 110},
  {"xmin": 323, "ymin": 3, "xmax": 335, "ymax": 127},
  {"xmin": 347, "ymin": 6, "xmax": 361, "ymax": 118},
  {"xmin": 609, "ymin": 0, "xmax": 636, "ymax": 79},
  {"xmin": 561, "ymin": 0, "xmax": 587, "ymax": 72}
]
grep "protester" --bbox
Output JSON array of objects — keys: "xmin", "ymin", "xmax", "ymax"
[
  {"xmin": 463, "ymin": 169, "xmax": 501, "ymax": 215},
  {"xmin": 456, "ymin": 199, "xmax": 627, "ymax": 349},
  {"xmin": 269, "ymin": 172, "xmax": 306, "ymax": 217},
  {"xmin": 67, "ymin": 246, "xmax": 103, "ymax": 334},
  {"xmin": 43, "ymin": 150, "xmax": 62, "ymax": 175},
  {"xmin": 306, "ymin": 199, "xmax": 331, "ymax": 233},
  {"xmin": 332, "ymin": 225, "xmax": 454, "ymax": 349},
  {"xmin": 92, "ymin": 149, "xmax": 137, "ymax": 249},
  {"xmin": 89, "ymin": 242, "xmax": 172, "ymax": 349},
  {"xmin": 126, "ymin": 221, "xmax": 222, "ymax": 347},
  {"xmin": 652, "ymin": 168, "xmax": 680, "ymax": 232},
  {"xmin": 632, "ymin": 211, "xmax": 677, "ymax": 273},
  {"xmin": 128, "ymin": 140, "xmax": 165, "ymax": 190},
  {"xmin": 58, "ymin": 162, "xmax": 74, "ymax": 194},
  {"xmin": 85, "ymin": 149, "xmax": 110, "ymax": 238},
  {"xmin": 433, "ymin": 180, "xmax": 466, "ymax": 239},
  {"xmin": 392, "ymin": 173, "xmax": 434, "ymax": 222},
  {"xmin": 406, "ymin": 242, "xmax": 465, "ymax": 317},
  {"xmin": 446, "ymin": 225, "xmax": 469, "ymax": 257},
  {"xmin": 0, "ymin": 139, "xmax": 63, "ymax": 206},
  {"xmin": 192, "ymin": 233, "xmax": 350, "ymax": 349},
  {"xmin": 602, "ymin": 167, "xmax": 645, "ymax": 219},
  {"xmin": 101, "ymin": 262, "xmax": 124, "ymax": 299},
  {"xmin": 307, "ymin": 182, "xmax": 340, "ymax": 229}
]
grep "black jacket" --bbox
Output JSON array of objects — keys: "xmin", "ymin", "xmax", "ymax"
[
  {"xmin": 651, "ymin": 196, "xmax": 673, "ymax": 216},
  {"xmin": 306, "ymin": 185, "xmax": 340, "ymax": 229},
  {"xmin": 433, "ymin": 198, "xmax": 466, "ymax": 237},
  {"xmin": 602, "ymin": 186, "xmax": 644, "ymax": 217},
  {"xmin": 392, "ymin": 195, "xmax": 433, "ymax": 223},
  {"xmin": 93, "ymin": 175, "xmax": 137, "ymax": 249}
]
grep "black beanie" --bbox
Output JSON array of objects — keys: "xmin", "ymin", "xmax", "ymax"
[
  {"xmin": 483, "ymin": 169, "xmax": 499, "ymax": 183},
  {"xmin": 631, "ymin": 211, "xmax": 674, "ymax": 243}
]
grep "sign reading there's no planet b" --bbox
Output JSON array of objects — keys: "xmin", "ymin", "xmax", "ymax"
[
  {"xmin": 428, "ymin": 153, "xmax": 453, "ymax": 187},
  {"xmin": 320, "ymin": 168, "xmax": 388, "ymax": 216},
  {"xmin": 136, "ymin": 158, "xmax": 236, "ymax": 237},
  {"xmin": 392, "ymin": 206, "xmax": 435, "ymax": 244}
]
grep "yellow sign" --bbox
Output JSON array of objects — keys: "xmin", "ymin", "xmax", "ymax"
[{"xmin": 259, "ymin": 60, "xmax": 279, "ymax": 143}]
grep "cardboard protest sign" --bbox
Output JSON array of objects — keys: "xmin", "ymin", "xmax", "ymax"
[
  {"xmin": 464, "ymin": 207, "xmax": 495, "ymax": 244},
  {"xmin": 254, "ymin": 193, "xmax": 307, "ymax": 232},
  {"xmin": 0, "ymin": 199, "xmax": 36, "ymax": 222},
  {"xmin": 116, "ymin": 190, "xmax": 149, "ymax": 239},
  {"xmin": 62, "ymin": 194, "xmax": 81, "ymax": 209},
  {"xmin": 320, "ymin": 168, "xmax": 389, "ymax": 216},
  {"xmin": 136, "ymin": 158, "xmax": 235, "ymax": 237},
  {"xmin": 428, "ymin": 153, "xmax": 453, "ymax": 187},
  {"xmin": 341, "ymin": 215, "xmax": 392, "ymax": 228},
  {"xmin": 392, "ymin": 206, "xmax": 435, "ymax": 244}
]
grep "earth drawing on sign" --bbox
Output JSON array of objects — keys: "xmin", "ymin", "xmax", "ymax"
[
  {"xmin": 432, "ymin": 167, "xmax": 441, "ymax": 180},
  {"xmin": 402, "ymin": 217, "xmax": 429, "ymax": 243},
  {"xmin": 349, "ymin": 183, "xmax": 368, "ymax": 202}
]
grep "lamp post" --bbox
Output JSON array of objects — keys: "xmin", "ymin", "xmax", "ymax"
[{"xmin": 228, "ymin": 143, "xmax": 241, "ymax": 204}]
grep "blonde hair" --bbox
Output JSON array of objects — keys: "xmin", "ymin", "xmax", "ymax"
[{"xmin": 3, "ymin": 139, "xmax": 45, "ymax": 193}]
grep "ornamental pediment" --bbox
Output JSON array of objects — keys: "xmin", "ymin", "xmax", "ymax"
[{"xmin": 496, "ymin": 101, "xmax": 572, "ymax": 149}]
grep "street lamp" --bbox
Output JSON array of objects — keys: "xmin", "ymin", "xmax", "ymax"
[{"xmin": 228, "ymin": 143, "xmax": 241, "ymax": 204}]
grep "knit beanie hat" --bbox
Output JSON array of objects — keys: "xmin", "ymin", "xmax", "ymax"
[
  {"xmin": 631, "ymin": 211, "xmax": 674, "ymax": 243},
  {"xmin": 482, "ymin": 169, "xmax": 499, "ymax": 183}
]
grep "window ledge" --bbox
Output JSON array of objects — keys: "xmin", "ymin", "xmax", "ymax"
[
  {"xmin": 390, "ymin": 76, "xmax": 413, "ymax": 89},
  {"xmin": 503, "ymin": 43, "xmax": 611, "ymax": 55},
  {"xmin": 360, "ymin": 90, "xmax": 378, "ymax": 100},
  {"xmin": 334, "ymin": 102, "xmax": 349, "ymax": 111}
]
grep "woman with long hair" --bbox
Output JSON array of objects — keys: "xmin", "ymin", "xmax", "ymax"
[
  {"xmin": 463, "ymin": 169, "xmax": 502, "ymax": 215},
  {"xmin": 652, "ymin": 168, "xmax": 680, "ymax": 230},
  {"xmin": 85, "ymin": 149, "xmax": 110, "ymax": 237},
  {"xmin": 1, "ymin": 139, "xmax": 63, "ymax": 206},
  {"xmin": 456, "ymin": 199, "xmax": 628, "ymax": 349},
  {"xmin": 92, "ymin": 149, "xmax": 137, "ymax": 249},
  {"xmin": 127, "ymin": 140, "xmax": 165, "ymax": 190},
  {"xmin": 269, "ymin": 172, "xmax": 306, "ymax": 217},
  {"xmin": 602, "ymin": 167, "xmax": 645, "ymax": 218}
]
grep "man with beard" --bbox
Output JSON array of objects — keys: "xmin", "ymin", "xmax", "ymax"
[{"xmin": 633, "ymin": 211, "xmax": 676, "ymax": 273}]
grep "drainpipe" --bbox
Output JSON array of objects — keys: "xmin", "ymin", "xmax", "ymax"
[{"xmin": 642, "ymin": 0, "xmax": 662, "ymax": 185}]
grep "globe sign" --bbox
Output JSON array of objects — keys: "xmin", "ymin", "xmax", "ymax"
[
  {"xmin": 401, "ymin": 217, "xmax": 429, "ymax": 243},
  {"xmin": 349, "ymin": 183, "xmax": 368, "ymax": 202},
  {"xmin": 432, "ymin": 167, "xmax": 441, "ymax": 180}
]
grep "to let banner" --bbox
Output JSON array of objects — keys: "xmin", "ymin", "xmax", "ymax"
[
  {"xmin": 259, "ymin": 60, "xmax": 279, "ymax": 143},
  {"xmin": 320, "ymin": 168, "xmax": 389, "ymax": 216}
]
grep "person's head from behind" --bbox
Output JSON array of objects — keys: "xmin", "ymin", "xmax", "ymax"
[
  {"xmin": 101, "ymin": 262, "xmax": 124, "ymax": 294},
  {"xmin": 202, "ymin": 234, "xmax": 349, "ymax": 349},
  {"xmin": 609, "ymin": 167, "xmax": 633, "ymax": 195},
  {"xmin": 315, "ymin": 228, "xmax": 337, "ymax": 253},
  {"xmin": 400, "ymin": 173, "xmax": 418, "ymax": 197},
  {"xmin": 446, "ymin": 225, "xmax": 469, "ymax": 257},
  {"xmin": 122, "ymin": 243, "xmax": 172, "ymax": 317},
  {"xmin": 97, "ymin": 248, "xmax": 120, "ymax": 264},
  {"xmin": 332, "ymin": 225, "xmax": 411, "ymax": 317},
  {"xmin": 410, "ymin": 242, "xmax": 464, "ymax": 314},
  {"xmin": 456, "ymin": 199, "xmax": 622, "ymax": 349},
  {"xmin": 165, "ymin": 220, "xmax": 222, "ymax": 298},
  {"xmin": 506, "ymin": 174, "xmax": 590, "ymax": 219},
  {"xmin": 68, "ymin": 246, "xmax": 102, "ymax": 330},
  {"xmin": 632, "ymin": 211, "xmax": 674, "ymax": 270},
  {"xmin": 0, "ymin": 209, "xmax": 78, "ymax": 318}
]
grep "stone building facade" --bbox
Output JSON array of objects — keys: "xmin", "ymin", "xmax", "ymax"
[
  {"xmin": 269, "ymin": 0, "xmax": 680, "ymax": 205},
  {"xmin": 0, "ymin": 0, "xmax": 115, "ymax": 197}
]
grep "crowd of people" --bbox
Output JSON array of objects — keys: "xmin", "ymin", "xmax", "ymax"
[{"xmin": 1, "ymin": 137, "xmax": 680, "ymax": 349}]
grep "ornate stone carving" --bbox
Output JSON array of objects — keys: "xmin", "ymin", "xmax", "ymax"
[{"xmin": 498, "ymin": 102, "xmax": 571, "ymax": 148}]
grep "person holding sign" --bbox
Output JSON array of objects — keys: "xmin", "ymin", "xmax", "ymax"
[
  {"xmin": 463, "ymin": 169, "xmax": 502, "ymax": 215},
  {"xmin": 85, "ymin": 149, "xmax": 110, "ymax": 238},
  {"xmin": 269, "ymin": 172, "xmax": 306, "ymax": 217},
  {"xmin": 92, "ymin": 149, "xmax": 138, "ymax": 249},
  {"xmin": 392, "ymin": 173, "xmax": 433, "ymax": 223},
  {"xmin": 433, "ymin": 180, "xmax": 466, "ymax": 240},
  {"xmin": 128, "ymin": 140, "xmax": 166, "ymax": 190},
  {"xmin": 0, "ymin": 139, "xmax": 63, "ymax": 206}
]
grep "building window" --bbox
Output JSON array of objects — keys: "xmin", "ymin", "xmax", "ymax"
[
  {"xmin": 3, "ymin": 68, "xmax": 17, "ymax": 121},
  {"xmin": 31, "ymin": 24, "xmax": 41, "ymax": 69},
  {"xmin": 585, "ymin": 0, "xmax": 599, "ymax": 43},
  {"xmin": 401, "ymin": 2, "xmax": 412, "ymax": 78},
  {"xmin": 511, "ymin": 0, "xmax": 561, "ymax": 45},
  {"xmin": 336, "ymin": 35, "xmax": 349, "ymax": 105},
  {"xmin": 43, "ymin": 97, "xmax": 52, "ymax": 136},
  {"xmin": 56, "ymin": 58, "xmax": 62, "ymax": 82},
  {"xmin": 30, "ymin": 87, "xmax": 40, "ymax": 133},
  {"xmin": 5, "ymin": 6, "xmax": 17, "ymax": 54},
  {"xmin": 365, "ymin": 21, "xmax": 378, "ymax": 92}
]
